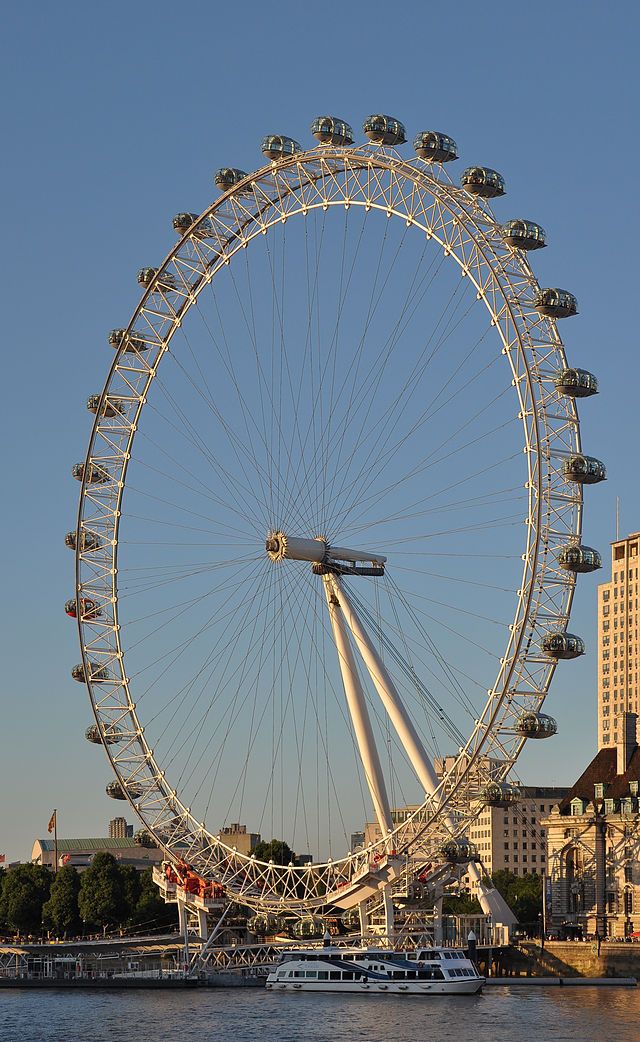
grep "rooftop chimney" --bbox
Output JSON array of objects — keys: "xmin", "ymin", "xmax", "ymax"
[{"xmin": 617, "ymin": 712, "xmax": 637, "ymax": 775}]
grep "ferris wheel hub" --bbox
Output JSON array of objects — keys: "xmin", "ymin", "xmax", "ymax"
[{"xmin": 266, "ymin": 530, "xmax": 386, "ymax": 575}]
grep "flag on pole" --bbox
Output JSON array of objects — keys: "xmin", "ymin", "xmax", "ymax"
[
  {"xmin": 0, "ymin": 854, "xmax": 5, "ymax": 863},
  {"xmin": 48, "ymin": 810, "xmax": 57, "ymax": 833}
]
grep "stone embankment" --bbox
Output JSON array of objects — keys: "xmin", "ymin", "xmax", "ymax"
[{"xmin": 476, "ymin": 941, "xmax": 640, "ymax": 981}]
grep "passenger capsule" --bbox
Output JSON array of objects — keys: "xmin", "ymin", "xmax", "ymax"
[
  {"xmin": 534, "ymin": 288, "xmax": 578, "ymax": 318},
  {"xmin": 72, "ymin": 662, "xmax": 109, "ymax": 683},
  {"xmin": 553, "ymin": 367, "xmax": 598, "ymax": 397},
  {"xmin": 562, "ymin": 454, "xmax": 606, "ymax": 485},
  {"xmin": 173, "ymin": 212, "xmax": 200, "ymax": 234},
  {"xmin": 214, "ymin": 168, "xmax": 249, "ymax": 191},
  {"xmin": 108, "ymin": 328, "xmax": 148, "ymax": 353},
  {"xmin": 72, "ymin": 461, "xmax": 110, "ymax": 484},
  {"xmin": 515, "ymin": 712, "xmax": 558, "ymax": 739},
  {"xmin": 134, "ymin": 829, "xmax": 155, "ymax": 847},
  {"xmin": 86, "ymin": 394, "xmax": 124, "ymax": 418},
  {"xmin": 558, "ymin": 544, "xmax": 602, "ymax": 573},
  {"xmin": 501, "ymin": 219, "xmax": 546, "ymax": 250},
  {"xmin": 310, "ymin": 116, "xmax": 354, "ymax": 146},
  {"xmin": 137, "ymin": 267, "xmax": 177, "ymax": 292},
  {"xmin": 106, "ymin": 780, "xmax": 143, "ymax": 801},
  {"xmin": 542, "ymin": 631, "xmax": 585, "ymax": 659},
  {"xmin": 292, "ymin": 916, "xmax": 324, "ymax": 940},
  {"xmin": 460, "ymin": 166, "xmax": 505, "ymax": 198},
  {"xmin": 85, "ymin": 724, "xmax": 123, "ymax": 745},
  {"xmin": 480, "ymin": 781, "xmax": 521, "ymax": 808},
  {"xmin": 341, "ymin": 907, "xmax": 361, "ymax": 929},
  {"xmin": 65, "ymin": 530, "xmax": 103, "ymax": 552},
  {"xmin": 260, "ymin": 135, "xmax": 303, "ymax": 161},
  {"xmin": 248, "ymin": 913, "xmax": 283, "ymax": 936},
  {"xmin": 362, "ymin": 115, "xmax": 406, "ymax": 146},
  {"xmin": 65, "ymin": 597, "xmax": 102, "ymax": 619},
  {"xmin": 438, "ymin": 838, "xmax": 477, "ymax": 864},
  {"xmin": 413, "ymin": 131, "xmax": 457, "ymax": 162}
]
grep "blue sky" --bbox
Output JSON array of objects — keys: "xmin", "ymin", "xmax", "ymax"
[{"xmin": 2, "ymin": 0, "xmax": 639, "ymax": 863}]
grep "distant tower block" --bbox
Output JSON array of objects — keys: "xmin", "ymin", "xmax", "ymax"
[{"xmin": 109, "ymin": 816, "xmax": 133, "ymax": 838}]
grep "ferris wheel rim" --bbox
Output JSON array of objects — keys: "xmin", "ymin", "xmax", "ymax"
[{"xmin": 74, "ymin": 141, "xmax": 582, "ymax": 906}]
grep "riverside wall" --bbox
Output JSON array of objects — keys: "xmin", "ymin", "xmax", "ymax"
[{"xmin": 478, "ymin": 941, "xmax": 640, "ymax": 979}]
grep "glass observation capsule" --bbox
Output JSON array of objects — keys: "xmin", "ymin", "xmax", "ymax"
[
  {"xmin": 534, "ymin": 288, "xmax": 578, "ymax": 318},
  {"xmin": 65, "ymin": 597, "xmax": 102, "ymax": 619},
  {"xmin": 108, "ymin": 328, "xmax": 148, "ymax": 353},
  {"xmin": 72, "ymin": 461, "xmax": 110, "ymax": 484},
  {"xmin": 292, "ymin": 916, "xmax": 324, "ymax": 940},
  {"xmin": 247, "ymin": 913, "xmax": 282, "ymax": 936},
  {"xmin": 214, "ymin": 168, "xmax": 249, "ymax": 191},
  {"xmin": 438, "ymin": 838, "xmax": 478, "ymax": 864},
  {"xmin": 106, "ymin": 780, "xmax": 143, "ymax": 800},
  {"xmin": 137, "ymin": 267, "xmax": 177, "ymax": 292},
  {"xmin": 515, "ymin": 712, "xmax": 558, "ymax": 739},
  {"xmin": 362, "ymin": 115, "xmax": 406, "ymax": 146},
  {"xmin": 341, "ymin": 907, "xmax": 361, "ymax": 929},
  {"xmin": 553, "ymin": 367, "xmax": 598, "ymax": 398},
  {"xmin": 85, "ymin": 723, "xmax": 123, "ymax": 745},
  {"xmin": 260, "ymin": 135, "xmax": 302, "ymax": 161},
  {"xmin": 501, "ymin": 219, "xmax": 546, "ymax": 250},
  {"xmin": 558, "ymin": 544, "xmax": 602, "ymax": 573},
  {"xmin": 413, "ymin": 131, "xmax": 457, "ymax": 162},
  {"xmin": 172, "ymin": 213, "xmax": 213, "ymax": 238},
  {"xmin": 542, "ymin": 631, "xmax": 585, "ymax": 659},
  {"xmin": 86, "ymin": 394, "xmax": 124, "ymax": 418},
  {"xmin": 311, "ymin": 116, "xmax": 354, "ymax": 146},
  {"xmin": 460, "ymin": 166, "xmax": 505, "ymax": 198},
  {"xmin": 480, "ymin": 781, "xmax": 521, "ymax": 808},
  {"xmin": 562, "ymin": 454, "xmax": 606, "ymax": 484},
  {"xmin": 134, "ymin": 829, "xmax": 155, "ymax": 847},
  {"xmin": 65, "ymin": 530, "xmax": 103, "ymax": 552},
  {"xmin": 72, "ymin": 662, "xmax": 109, "ymax": 683}
]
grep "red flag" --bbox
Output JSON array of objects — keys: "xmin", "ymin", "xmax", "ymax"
[
  {"xmin": 48, "ymin": 810, "xmax": 57, "ymax": 833},
  {"xmin": 0, "ymin": 854, "xmax": 5, "ymax": 863}
]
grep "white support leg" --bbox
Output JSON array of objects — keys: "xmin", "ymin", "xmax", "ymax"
[
  {"xmin": 323, "ymin": 576, "xmax": 393, "ymax": 841},
  {"xmin": 328, "ymin": 574, "xmax": 441, "ymax": 798},
  {"xmin": 382, "ymin": 884, "xmax": 395, "ymax": 939}
]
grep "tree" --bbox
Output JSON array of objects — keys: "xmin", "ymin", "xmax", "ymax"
[
  {"xmin": 0, "ymin": 863, "xmax": 52, "ymax": 935},
  {"xmin": 133, "ymin": 867, "xmax": 178, "ymax": 933},
  {"xmin": 490, "ymin": 869, "xmax": 542, "ymax": 923},
  {"xmin": 250, "ymin": 839, "xmax": 295, "ymax": 865},
  {"xmin": 42, "ymin": 865, "xmax": 81, "ymax": 937},
  {"xmin": 78, "ymin": 853, "xmax": 126, "ymax": 933},
  {"xmin": 441, "ymin": 892, "xmax": 483, "ymax": 915},
  {"xmin": 120, "ymin": 864, "xmax": 142, "ymax": 923}
]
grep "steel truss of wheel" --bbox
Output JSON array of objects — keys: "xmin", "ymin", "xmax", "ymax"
[{"xmin": 73, "ymin": 137, "xmax": 587, "ymax": 914}]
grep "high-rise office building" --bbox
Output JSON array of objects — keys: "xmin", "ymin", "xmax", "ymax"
[{"xmin": 597, "ymin": 531, "xmax": 640, "ymax": 747}]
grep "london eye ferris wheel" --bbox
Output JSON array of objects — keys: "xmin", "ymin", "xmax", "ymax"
[{"xmin": 67, "ymin": 113, "xmax": 604, "ymax": 922}]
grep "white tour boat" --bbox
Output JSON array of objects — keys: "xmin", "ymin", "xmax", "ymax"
[{"xmin": 265, "ymin": 944, "xmax": 484, "ymax": 994}]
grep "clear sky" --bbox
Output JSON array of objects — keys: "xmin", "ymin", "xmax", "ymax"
[{"xmin": 2, "ymin": 0, "xmax": 639, "ymax": 864}]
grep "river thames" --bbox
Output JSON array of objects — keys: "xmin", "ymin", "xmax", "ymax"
[{"xmin": 1, "ymin": 985, "xmax": 639, "ymax": 1042}]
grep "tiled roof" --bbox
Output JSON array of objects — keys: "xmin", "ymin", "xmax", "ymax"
[{"xmin": 556, "ymin": 745, "xmax": 640, "ymax": 814}]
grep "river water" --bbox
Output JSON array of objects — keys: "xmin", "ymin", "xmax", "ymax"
[{"xmin": 1, "ymin": 985, "xmax": 639, "ymax": 1042}]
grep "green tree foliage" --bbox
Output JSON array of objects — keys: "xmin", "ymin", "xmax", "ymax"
[
  {"xmin": 490, "ymin": 869, "xmax": 542, "ymax": 923},
  {"xmin": 250, "ymin": 839, "xmax": 295, "ymax": 865},
  {"xmin": 42, "ymin": 865, "xmax": 81, "ymax": 937},
  {"xmin": 120, "ymin": 864, "xmax": 142, "ymax": 918},
  {"xmin": 78, "ymin": 853, "xmax": 127, "ymax": 931},
  {"xmin": 133, "ymin": 867, "xmax": 177, "ymax": 932},
  {"xmin": 0, "ymin": 863, "xmax": 52, "ymax": 934},
  {"xmin": 441, "ymin": 892, "xmax": 483, "ymax": 915}
]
